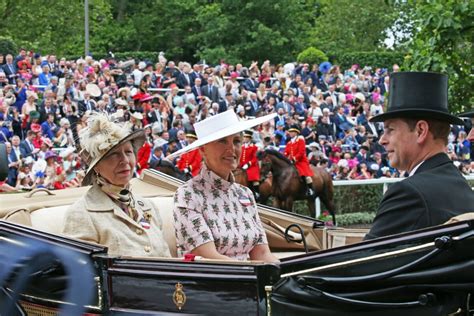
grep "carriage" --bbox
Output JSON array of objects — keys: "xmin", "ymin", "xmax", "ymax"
[{"xmin": 1, "ymin": 166, "xmax": 473, "ymax": 315}]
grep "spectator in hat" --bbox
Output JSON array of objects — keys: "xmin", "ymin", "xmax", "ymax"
[
  {"xmin": 38, "ymin": 62, "xmax": 52, "ymax": 88},
  {"xmin": 307, "ymin": 142, "xmax": 326, "ymax": 166},
  {"xmin": 21, "ymin": 91, "xmax": 38, "ymax": 126},
  {"xmin": 130, "ymin": 111, "xmax": 143, "ymax": 131},
  {"xmin": 365, "ymin": 72, "xmax": 474, "ymax": 240},
  {"xmin": 164, "ymin": 137, "xmax": 179, "ymax": 157}
]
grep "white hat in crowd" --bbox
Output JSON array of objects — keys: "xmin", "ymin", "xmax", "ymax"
[{"xmin": 168, "ymin": 110, "xmax": 276, "ymax": 159}]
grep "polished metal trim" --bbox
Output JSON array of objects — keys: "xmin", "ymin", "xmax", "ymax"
[
  {"xmin": 265, "ymin": 285, "xmax": 273, "ymax": 316},
  {"xmin": 10, "ymin": 290, "xmax": 101, "ymax": 310},
  {"xmin": 281, "ymin": 241, "xmax": 435, "ymax": 278}
]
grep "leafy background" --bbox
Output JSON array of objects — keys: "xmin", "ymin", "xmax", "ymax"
[{"xmin": 0, "ymin": 0, "xmax": 470, "ymax": 111}]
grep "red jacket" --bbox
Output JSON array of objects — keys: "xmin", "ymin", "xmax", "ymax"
[
  {"xmin": 239, "ymin": 143, "xmax": 260, "ymax": 182},
  {"xmin": 176, "ymin": 149, "xmax": 202, "ymax": 177},
  {"xmin": 284, "ymin": 136, "xmax": 313, "ymax": 177},
  {"xmin": 136, "ymin": 141, "xmax": 151, "ymax": 174}
]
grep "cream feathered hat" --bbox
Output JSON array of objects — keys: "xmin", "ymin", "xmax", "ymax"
[{"xmin": 79, "ymin": 112, "xmax": 145, "ymax": 185}]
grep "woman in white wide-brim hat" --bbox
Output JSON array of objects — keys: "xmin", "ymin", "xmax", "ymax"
[
  {"xmin": 61, "ymin": 113, "xmax": 171, "ymax": 258},
  {"xmin": 170, "ymin": 110, "xmax": 279, "ymax": 263}
]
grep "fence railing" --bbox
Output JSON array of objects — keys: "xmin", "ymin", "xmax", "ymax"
[{"xmin": 315, "ymin": 174, "xmax": 474, "ymax": 217}]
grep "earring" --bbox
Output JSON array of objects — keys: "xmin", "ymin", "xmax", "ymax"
[{"xmin": 94, "ymin": 170, "xmax": 101, "ymax": 184}]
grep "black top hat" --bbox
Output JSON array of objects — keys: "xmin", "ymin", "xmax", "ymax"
[{"xmin": 370, "ymin": 72, "xmax": 464, "ymax": 126}]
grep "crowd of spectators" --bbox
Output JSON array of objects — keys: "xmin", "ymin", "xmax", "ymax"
[{"xmin": 0, "ymin": 49, "xmax": 472, "ymax": 192}]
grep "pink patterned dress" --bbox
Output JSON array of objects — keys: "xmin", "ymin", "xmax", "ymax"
[{"xmin": 173, "ymin": 164, "xmax": 268, "ymax": 260}]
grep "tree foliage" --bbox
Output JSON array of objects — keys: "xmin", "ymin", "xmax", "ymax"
[
  {"xmin": 0, "ymin": 36, "xmax": 17, "ymax": 55},
  {"xmin": 297, "ymin": 47, "xmax": 328, "ymax": 65},
  {"xmin": 402, "ymin": 0, "xmax": 473, "ymax": 112},
  {"xmin": 309, "ymin": 0, "xmax": 399, "ymax": 53}
]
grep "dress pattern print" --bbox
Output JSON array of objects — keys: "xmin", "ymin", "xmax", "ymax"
[{"xmin": 173, "ymin": 164, "xmax": 267, "ymax": 260}]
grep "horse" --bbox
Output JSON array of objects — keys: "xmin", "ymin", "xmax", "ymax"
[
  {"xmin": 149, "ymin": 159, "xmax": 192, "ymax": 182},
  {"xmin": 234, "ymin": 167, "xmax": 273, "ymax": 204},
  {"xmin": 257, "ymin": 149, "xmax": 336, "ymax": 224}
]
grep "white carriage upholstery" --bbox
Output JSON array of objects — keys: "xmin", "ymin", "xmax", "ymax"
[{"xmin": 21, "ymin": 195, "xmax": 179, "ymax": 257}]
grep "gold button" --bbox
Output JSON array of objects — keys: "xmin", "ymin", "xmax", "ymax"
[
  {"xmin": 136, "ymin": 229, "xmax": 142, "ymax": 235},
  {"xmin": 144, "ymin": 246, "xmax": 151, "ymax": 253}
]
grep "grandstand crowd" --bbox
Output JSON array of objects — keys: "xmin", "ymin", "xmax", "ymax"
[{"xmin": 0, "ymin": 49, "xmax": 472, "ymax": 192}]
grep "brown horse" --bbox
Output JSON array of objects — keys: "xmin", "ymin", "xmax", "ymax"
[
  {"xmin": 233, "ymin": 167, "xmax": 272, "ymax": 204},
  {"xmin": 257, "ymin": 149, "xmax": 336, "ymax": 224},
  {"xmin": 150, "ymin": 159, "xmax": 192, "ymax": 182}
]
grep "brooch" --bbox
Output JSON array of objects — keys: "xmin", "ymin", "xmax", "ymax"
[
  {"xmin": 143, "ymin": 211, "xmax": 153, "ymax": 222},
  {"xmin": 238, "ymin": 193, "xmax": 252, "ymax": 206}
]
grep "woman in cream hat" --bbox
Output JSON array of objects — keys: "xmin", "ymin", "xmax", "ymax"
[
  {"xmin": 171, "ymin": 110, "xmax": 279, "ymax": 263},
  {"xmin": 61, "ymin": 113, "xmax": 171, "ymax": 258}
]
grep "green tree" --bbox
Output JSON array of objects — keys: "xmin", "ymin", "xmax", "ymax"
[
  {"xmin": 403, "ymin": 0, "xmax": 473, "ymax": 112},
  {"xmin": 297, "ymin": 47, "xmax": 328, "ymax": 65},
  {"xmin": 188, "ymin": 0, "xmax": 318, "ymax": 65},
  {"xmin": 0, "ymin": 0, "xmax": 112, "ymax": 56},
  {"xmin": 310, "ymin": 0, "xmax": 399, "ymax": 53}
]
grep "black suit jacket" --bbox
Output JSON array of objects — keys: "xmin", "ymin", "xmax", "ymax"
[
  {"xmin": 38, "ymin": 105, "xmax": 59, "ymax": 122},
  {"xmin": 3, "ymin": 63, "xmax": 17, "ymax": 84},
  {"xmin": 20, "ymin": 140, "xmax": 34, "ymax": 158},
  {"xmin": 192, "ymin": 85, "xmax": 204, "ymax": 103},
  {"xmin": 177, "ymin": 72, "xmax": 192, "ymax": 89},
  {"xmin": 365, "ymin": 153, "xmax": 474, "ymax": 240},
  {"xmin": 147, "ymin": 110, "xmax": 161, "ymax": 124},
  {"xmin": 202, "ymin": 85, "xmax": 220, "ymax": 103}
]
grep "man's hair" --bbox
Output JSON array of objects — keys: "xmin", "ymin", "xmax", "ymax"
[{"xmin": 402, "ymin": 118, "xmax": 450, "ymax": 145}]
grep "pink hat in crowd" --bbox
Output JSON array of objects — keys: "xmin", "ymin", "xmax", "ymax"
[{"xmin": 31, "ymin": 123, "xmax": 41, "ymax": 133}]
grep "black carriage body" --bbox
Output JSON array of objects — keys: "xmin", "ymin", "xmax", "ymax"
[
  {"xmin": 1, "ymin": 220, "xmax": 474, "ymax": 315},
  {"xmin": 273, "ymin": 220, "xmax": 474, "ymax": 316},
  {"xmin": 0, "ymin": 221, "xmax": 280, "ymax": 315}
]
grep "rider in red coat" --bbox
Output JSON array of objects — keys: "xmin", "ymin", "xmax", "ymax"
[
  {"xmin": 284, "ymin": 125, "xmax": 314, "ymax": 196},
  {"xmin": 176, "ymin": 133, "xmax": 202, "ymax": 177},
  {"xmin": 136, "ymin": 139, "xmax": 152, "ymax": 175},
  {"xmin": 239, "ymin": 130, "xmax": 261, "ymax": 198}
]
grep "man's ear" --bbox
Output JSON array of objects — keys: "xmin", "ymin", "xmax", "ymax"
[{"xmin": 416, "ymin": 120, "xmax": 430, "ymax": 143}]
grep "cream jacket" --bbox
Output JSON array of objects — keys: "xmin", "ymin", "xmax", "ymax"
[{"xmin": 61, "ymin": 184, "xmax": 171, "ymax": 258}]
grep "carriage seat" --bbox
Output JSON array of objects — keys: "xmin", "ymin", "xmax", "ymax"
[{"xmin": 2, "ymin": 196, "xmax": 179, "ymax": 258}]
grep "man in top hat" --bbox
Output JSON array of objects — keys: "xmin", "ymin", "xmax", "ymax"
[
  {"xmin": 364, "ymin": 72, "xmax": 474, "ymax": 240},
  {"xmin": 284, "ymin": 125, "xmax": 314, "ymax": 196},
  {"xmin": 176, "ymin": 132, "xmax": 202, "ymax": 177},
  {"xmin": 239, "ymin": 130, "xmax": 261, "ymax": 199}
]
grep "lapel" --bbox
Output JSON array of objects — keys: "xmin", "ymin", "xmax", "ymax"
[
  {"xmin": 414, "ymin": 153, "xmax": 451, "ymax": 175},
  {"xmin": 84, "ymin": 184, "xmax": 151, "ymax": 229}
]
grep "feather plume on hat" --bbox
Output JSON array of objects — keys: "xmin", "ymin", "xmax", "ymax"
[{"xmin": 79, "ymin": 112, "xmax": 145, "ymax": 185}]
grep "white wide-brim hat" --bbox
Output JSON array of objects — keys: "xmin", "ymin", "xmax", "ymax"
[
  {"xmin": 86, "ymin": 83, "xmax": 102, "ymax": 97},
  {"xmin": 168, "ymin": 110, "xmax": 276, "ymax": 159},
  {"xmin": 60, "ymin": 146, "xmax": 76, "ymax": 158},
  {"xmin": 115, "ymin": 98, "xmax": 128, "ymax": 107}
]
